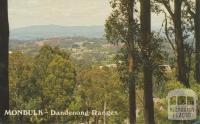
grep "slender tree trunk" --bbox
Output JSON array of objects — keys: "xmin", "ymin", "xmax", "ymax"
[
  {"xmin": 103, "ymin": 101, "xmax": 107, "ymax": 124},
  {"xmin": 127, "ymin": 0, "xmax": 136, "ymax": 124},
  {"xmin": 174, "ymin": 0, "xmax": 189, "ymax": 87},
  {"xmin": 0, "ymin": 0, "xmax": 9, "ymax": 121},
  {"xmin": 143, "ymin": 64, "xmax": 154, "ymax": 124},
  {"xmin": 195, "ymin": 0, "xmax": 200, "ymax": 83},
  {"xmin": 140, "ymin": 0, "xmax": 155, "ymax": 124},
  {"xmin": 94, "ymin": 116, "xmax": 99, "ymax": 124},
  {"xmin": 128, "ymin": 52, "xmax": 136, "ymax": 124},
  {"xmin": 128, "ymin": 75, "xmax": 136, "ymax": 124}
]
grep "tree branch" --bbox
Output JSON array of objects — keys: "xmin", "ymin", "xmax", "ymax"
[
  {"xmin": 155, "ymin": 0, "xmax": 175, "ymax": 18},
  {"xmin": 183, "ymin": 0, "xmax": 195, "ymax": 18},
  {"xmin": 163, "ymin": 12, "xmax": 177, "ymax": 56}
]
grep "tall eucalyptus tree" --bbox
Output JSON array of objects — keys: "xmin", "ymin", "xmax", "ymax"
[
  {"xmin": 140, "ymin": 0, "xmax": 155, "ymax": 123},
  {"xmin": 0, "ymin": 0, "xmax": 9, "ymax": 121},
  {"xmin": 154, "ymin": 0, "xmax": 189, "ymax": 87},
  {"xmin": 105, "ymin": 0, "xmax": 136, "ymax": 123}
]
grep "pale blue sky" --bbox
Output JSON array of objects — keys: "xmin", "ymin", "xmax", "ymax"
[
  {"xmin": 8, "ymin": 0, "xmax": 163, "ymax": 29},
  {"xmin": 9, "ymin": 0, "xmax": 112, "ymax": 29}
]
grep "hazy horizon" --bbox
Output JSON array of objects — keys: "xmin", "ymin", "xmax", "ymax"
[{"xmin": 10, "ymin": 24, "xmax": 104, "ymax": 30}]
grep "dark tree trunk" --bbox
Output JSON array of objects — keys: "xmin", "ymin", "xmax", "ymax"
[
  {"xmin": 140, "ymin": 0, "xmax": 155, "ymax": 124},
  {"xmin": 174, "ymin": 0, "xmax": 189, "ymax": 87},
  {"xmin": 0, "ymin": 0, "xmax": 9, "ymax": 121},
  {"xmin": 195, "ymin": 0, "xmax": 200, "ymax": 83},
  {"xmin": 127, "ymin": 0, "xmax": 136, "ymax": 124},
  {"xmin": 143, "ymin": 65, "xmax": 154, "ymax": 124},
  {"xmin": 128, "ymin": 52, "xmax": 136, "ymax": 124}
]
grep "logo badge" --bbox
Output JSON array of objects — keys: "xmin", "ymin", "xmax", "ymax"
[{"xmin": 167, "ymin": 89, "xmax": 198, "ymax": 120}]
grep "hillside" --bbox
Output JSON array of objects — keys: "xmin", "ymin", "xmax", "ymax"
[{"xmin": 10, "ymin": 25, "xmax": 104, "ymax": 41}]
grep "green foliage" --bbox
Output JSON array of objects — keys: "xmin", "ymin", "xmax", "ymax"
[
  {"xmin": 165, "ymin": 81, "xmax": 185, "ymax": 92},
  {"xmin": 76, "ymin": 67, "xmax": 128, "ymax": 123},
  {"xmin": 9, "ymin": 45, "xmax": 129, "ymax": 123},
  {"xmin": 9, "ymin": 46, "xmax": 76, "ymax": 123}
]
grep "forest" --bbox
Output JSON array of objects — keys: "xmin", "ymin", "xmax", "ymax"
[{"xmin": 0, "ymin": 0, "xmax": 200, "ymax": 124}]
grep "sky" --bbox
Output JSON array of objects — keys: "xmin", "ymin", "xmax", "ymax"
[{"xmin": 8, "ymin": 0, "xmax": 163, "ymax": 30}]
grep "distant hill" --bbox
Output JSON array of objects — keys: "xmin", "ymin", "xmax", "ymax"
[{"xmin": 10, "ymin": 25, "xmax": 104, "ymax": 41}]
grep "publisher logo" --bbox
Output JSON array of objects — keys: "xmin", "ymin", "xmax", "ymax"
[{"xmin": 167, "ymin": 89, "xmax": 198, "ymax": 120}]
